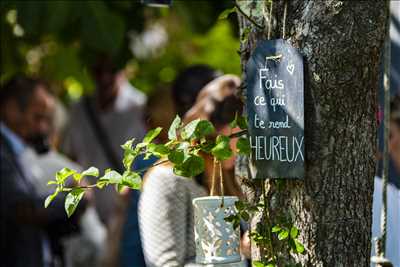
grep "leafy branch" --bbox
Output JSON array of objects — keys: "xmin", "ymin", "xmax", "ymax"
[
  {"xmin": 45, "ymin": 112, "xmax": 305, "ymax": 267},
  {"xmin": 45, "ymin": 114, "xmax": 249, "ymax": 217}
]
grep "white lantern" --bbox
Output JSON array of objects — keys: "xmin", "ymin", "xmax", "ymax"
[{"xmin": 193, "ymin": 196, "xmax": 241, "ymax": 265}]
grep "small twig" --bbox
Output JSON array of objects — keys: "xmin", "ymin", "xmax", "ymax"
[
  {"xmin": 235, "ymin": 3, "xmax": 264, "ymax": 30},
  {"xmin": 135, "ymin": 159, "xmax": 169, "ymax": 174},
  {"xmin": 282, "ymin": 0, "xmax": 288, "ymax": 39},
  {"xmin": 210, "ymin": 157, "xmax": 217, "ymax": 196},
  {"xmin": 229, "ymin": 129, "xmax": 248, "ymax": 138},
  {"xmin": 266, "ymin": 54, "xmax": 282, "ymax": 61},
  {"xmin": 219, "ymin": 161, "xmax": 224, "ymax": 207},
  {"xmin": 267, "ymin": 0, "xmax": 274, "ymax": 39}
]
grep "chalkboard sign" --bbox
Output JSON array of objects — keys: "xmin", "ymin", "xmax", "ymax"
[{"xmin": 246, "ymin": 39, "xmax": 304, "ymax": 179}]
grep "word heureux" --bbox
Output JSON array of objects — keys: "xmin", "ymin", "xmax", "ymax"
[{"xmin": 250, "ymin": 135, "xmax": 304, "ymax": 162}]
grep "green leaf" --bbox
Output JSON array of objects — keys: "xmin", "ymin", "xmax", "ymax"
[
  {"xmin": 47, "ymin": 181, "xmax": 57, "ymax": 185},
  {"xmin": 230, "ymin": 113, "xmax": 237, "ymax": 128},
  {"xmin": 123, "ymin": 150, "xmax": 136, "ymax": 170},
  {"xmin": 96, "ymin": 180, "xmax": 108, "ymax": 189},
  {"xmin": 168, "ymin": 150, "xmax": 184, "ymax": 164},
  {"xmin": 147, "ymin": 143, "xmax": 170, "ymax": 157},
  {"xmin": 121, "ymin": 171, "xmax": 142, "ymax": 190},
  {"xmin": 177, "ymin": 141, "xmax": 190, "ymax": 149},
  {"xmin": 181, "ymin": 119, "xmax": 200, "ymax": 140},
  {"xmin": 218, "ymin": 7, "xmax": 236, "ymax": 20},
  {"xmin": 56, "ymin": 168, "xmax": 76, "ymax": 184},
  {"xmin": 143, "ymin": 127, "xmax": 162, "ymax": 144},
  {"xmin": 65, "ymin": 188, "xmax": 85, "ymax": 217},
  {"xmin": 100, "ymin": 170, "xmax": 122, "ymax": 184},
  {"xmin": 116, "ymin": 184, "xmax": 126, "ymax": 193},
  {"xmin": 241, "ymin": 211, "xmax": 250, "ymax": 221},
  {"xmin": 294, "ymin": 239, "xmax": 305, "ymax": 254},
  {"xmin": 271, "ymin": 225, "xmax": 281, "ymax": 233},
  {"xmin": 237, "ymin": 137, "xmax": 251, "ymax": 155},
  {"xmin": 237, "ymin": 115, "xmax": 248, "ymax": 130},
  {"xmin": 81, "ymin": 167, "xmax": 99, "ymax": 177},
  {"xmin": 173, "ymin": 154, "xmax": 204, "ymax": 177},
  {"xmin": 44, "ymin": 188, "xmax": 60, "ymax": 208},
  {"xmin": 200, "ymin": 140, "xmax": 215, "ymax": 153},
  {"xmin": 252, "ymin": 261, "xmax": 265, "ymax": 267},
  {"xmin": 121, "ymin": 138, "xmax": 135, "ymax": 150},
  {"xmin": 235, "ymin": 200, "xmax": 245, "ymax": 210},
  {"xmin": 168, "ymin": 115, "xmax": 181, "ymax": 140},
  {"xmin": 194, "ymin": 120, "xmax": 215, "ymax": 138},
  {"xmin": 278, "ymin": 229, "xmax": 289, "ymax": 240},
  {"xmin": 211, "ymin": 135, "xmax": 232, "ymax": 161},
  {"xmin": 290, "ymin": 226, "xmax": 299, "ymax": 239},
  {"xmin": 230, "ymin": 113, "xmax": 247, "ymax": 130}
]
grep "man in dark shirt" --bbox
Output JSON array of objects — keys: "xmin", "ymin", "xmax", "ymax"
[{"xmin": 0, "ymin": 76, "xmax": 83, "ymax": 267}]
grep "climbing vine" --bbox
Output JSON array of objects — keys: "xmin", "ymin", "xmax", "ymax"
[{"xmin": 45, "ymin": 113, "xmax": 304, "ymax": 267}]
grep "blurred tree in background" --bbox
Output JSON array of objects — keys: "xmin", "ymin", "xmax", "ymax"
[{"xmin": 1, "ymin": 0, "xmax": 240, "ymax": 102}]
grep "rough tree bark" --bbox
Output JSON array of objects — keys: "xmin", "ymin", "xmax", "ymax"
[{"xmin": 236, "ymin": 1, "xmax": 389, "ymax": 266}]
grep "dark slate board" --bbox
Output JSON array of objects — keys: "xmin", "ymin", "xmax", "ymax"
[{"xmin": 246, "ymin": 39, "xmax": 304, "ymax": 179}]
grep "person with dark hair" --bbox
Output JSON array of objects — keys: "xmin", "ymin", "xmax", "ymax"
[
  {"xmin": 0, "ymin": 76, "xmax": 85, "ymax": 267},
  {"xmin": 171, "ymin": 64, "xmax": 221, "ymax": 117},
  {"xmin": 62, "ymin": 55, "xmax": 147, "ymax": 266},
  {"xmin": 0, "ymin": 76, "xmax": 53, "ymax": 154},
  {"xmin": 372, "ymin": 94, "xmax": 400, "ymax": 267},
  {"xmin": 120, "ymin": 86, "xmax": 175, "ymax": 267},
  {"xmin": 138, "ymin": 74, "xmax": 248, "ymax": 267}
]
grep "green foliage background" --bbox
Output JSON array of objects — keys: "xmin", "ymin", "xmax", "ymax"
[{"xmin": 1, "ymin": 0, "xmax": 240, "ymax": 101}]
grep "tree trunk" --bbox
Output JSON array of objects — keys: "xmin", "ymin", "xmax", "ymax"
[{"xmin": 236, "ymin": 1, "xmax": 389, "ymax": 266}]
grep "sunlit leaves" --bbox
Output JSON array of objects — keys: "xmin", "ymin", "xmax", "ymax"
[
  {"xmin": 44, "ymin": 188, "xmax": 60, "ymax": 208},
  {"xmin": 143, "ymin": 127, "xmax": 162, "ymax": 144},
  {"xmin": 168, "ymin": 150, "xmax": 184, "ymax": 164},
  {"xmin": 65, "ymin": 188, "xmax": 85, "ymax": 218},
  {"xmin": 168, "ymin": 115, "xmax": 181, "ymax": 140},
  {"xmin": 290, "ymin": 226, "xmax": 299, "ymax": 239},
  {"xmin": 81, "ymin": 167, "xmax": 99, "ymax": 177},
  {"xmin": 277, "ymin": 229, "xmax": 289, "ymax": 240},
  {"xmin": 147, "ymin": 143, "xmax": 170, "ymax": 157},
  {"xmin": 181, "ymin": 119, "xmax": 200, "ymax": 140},
  {"xmin": 194, "ymin": 120, "xmax": 215, "ymax": 138},
  {"xmin": 218, "ymin": 7, "xmax": 236, "ymax": 20},
  {"xmin": 121, "ymin": 171, "xmax": 142, "ymax": 189},
  {"xmin": 230, "ymin": 113, "xmax": 248, "ymax": 130},
  {"xmin": 173, "ymin": 154, "xmax": 204, "ymax": 177},
  {"xmin": 237, "ymin": 137, "xmax": 251, "ymax": 155},
  {"xmin": 100, "ymin": 169, "xmax": 122, "ymax": 184},
  {"xmin": 46, "ymin": 117, "xmax": 252, "ymax": 220},
  {"xmin": 56, "ymin": 168, "xmax": 76, "ymax": 184},
  {"xmin": 212, "ymin": 135, "xmax": 232, "ymax": 161},
  {"xmin": 294, "ymin": 239, "xmax": 305, "ymax": 253}
]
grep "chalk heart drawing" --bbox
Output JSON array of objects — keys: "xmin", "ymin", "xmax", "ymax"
[{"xmin": 287, "ymin": 62, "xmax": 295, "ymax": 75}]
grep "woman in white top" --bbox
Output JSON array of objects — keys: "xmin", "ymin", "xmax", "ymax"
[{"xmin": 139, "ymin": 75, "xmax": 246, "ymax": 267}]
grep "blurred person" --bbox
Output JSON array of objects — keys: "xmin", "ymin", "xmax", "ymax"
[
  {"xmin": 120, "ymin": 87, "xmax": 175, "ymax": 267},
  {"xmin": 21, "ymin": 98, "xmax": 106, "ymax": 267},
  {"xmin": 139, "ymin": 74, "xmax": 249, "ymax": 267},
  {"xmin": 372, "ymin": 94, "xmax": 400, "ymax": 267},
  {"xmin": 172, "ymin": 64, "xmax": 221, "ymax": 117},
  {"xmin": 120, "ymin": 66, "xmax": 219, "ymax": 267},
  {"xmin": 0, "ymin": 76, "xmax": 86, "ymax": 267},
  {"xmin": 62, "ymin": 55, "xmax": 147, "ymax": 266}
]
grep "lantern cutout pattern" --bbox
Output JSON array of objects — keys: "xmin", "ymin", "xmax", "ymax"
[{"xmin": 193, "ymin": 196, "xmax": 241, "ymax": 264}]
